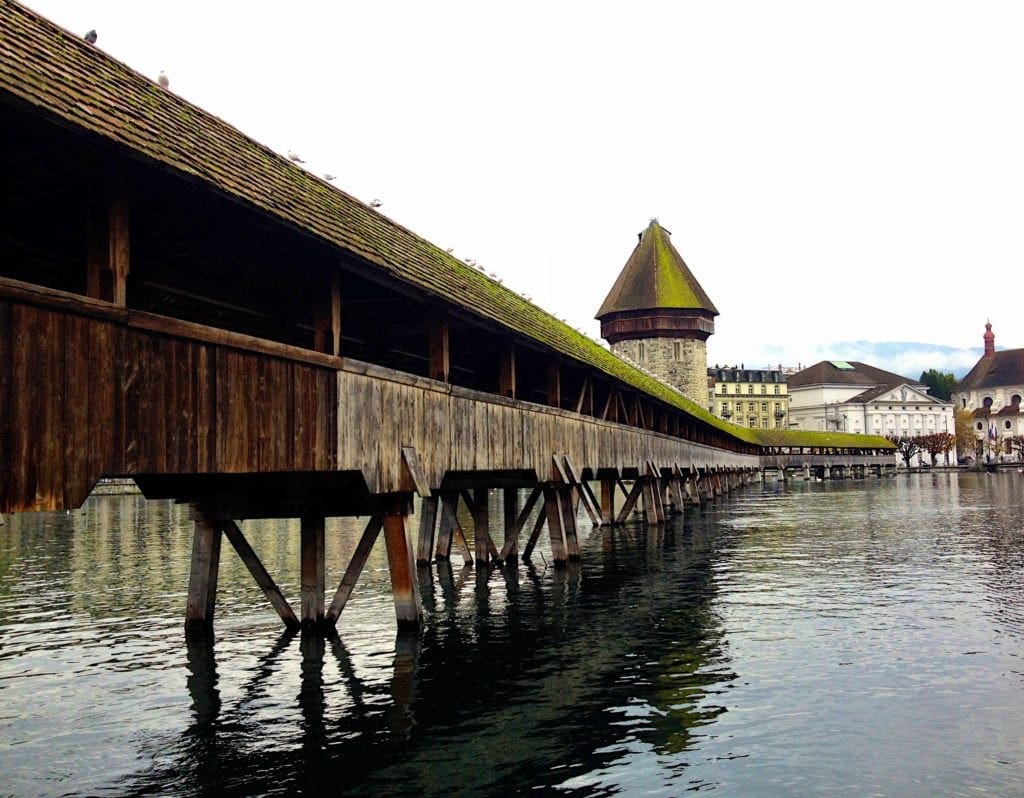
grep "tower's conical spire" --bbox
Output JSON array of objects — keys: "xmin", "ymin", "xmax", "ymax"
[{"xmin": 596, "ymin": 219, "xmax": 718, "ymax": 319}]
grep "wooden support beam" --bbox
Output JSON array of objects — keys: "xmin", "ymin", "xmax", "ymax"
[
  {"xmin": 428, "ymin": 316, "xmax": 451, "ymax": 383},
  {"xmin": 501, "ymin": 488, "xmax": 518, "ymax": 562},
  {"xmin": 415, "ymin": 495, "xmax": 439, "ymax": 565},
  {"xmin": 300, "ymin": 516, "xmax": 326, "ymax": 629},
  {"xmin": 578, "ymin": 479, "xmax": 603, "ymax": 527},
  {"xmin": 502, "ymin": 486, "xmax": 541, "ymax": 561},
  {"xmin": 547, "ymin": 363, "xmax": 561, "ymax": 408},
  {"xmin": 558, "ymin": 487, "xmax": 581, "ymax": 561},
  {"xmin": 498, "ymin": 345, "xmax": 516, "ymax": 398},
  {"xmin": 313, "ymin": 270, "xmax": 341, "ymax": 355},
  {"xmin": 600, "ymin": 478, "xmax": 615, "ymax": 526},
  {"xmin": 468, "ymin": 487, "xmax": 499, "ymax": 564},
  {"xmin": 601, "ymin": 386, "xmax": 616, "ymax": 421},
  {"xmin": 436, "ymin": 493, "xmax": 472, "ymax": 564},
  {"xmin": 641, "ymin": 479, "xmax": 659, "ymax": 525},
  {"xmin": 543, "ymin": 486, "xmax": 568, "ymax": 566},
  {"xmin": 522, "ymin": 503, "xmax": 548, "ymax": 562},
  {"xmin": 574, "ymin": 374, "xmax": 591, "ymax": 415},
  {"xmin": 185, "ymin": 505, "xmax": 221, "ymax": 633},
  {"xmin": 87, "ymin": 173, "xmax": 130, "ymax": 306},
  {"xmin": 615, "ymin": 479, "xmax": 644, "ymax": 525},
  {"xmin": 326, "ymin": 516, "xmax": 383, "ymax": 625},
  {"xmin": 382, "ymin": 497, "xmax": 422, "ymax": 630},
  {"xmin": 400, "ymin": 446, "xmax": 430, "ymax": 497},
  {"xmin": 221, "ymin": 520, "xmax": 299, "ymax": 630}
]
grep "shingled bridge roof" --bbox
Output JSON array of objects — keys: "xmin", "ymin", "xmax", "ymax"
[{"xmin": 0, "ymin": 1, "xmax": 890, "ymax": 452}]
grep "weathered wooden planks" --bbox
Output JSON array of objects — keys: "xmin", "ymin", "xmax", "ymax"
[{"xmin": 0, "ymin": 296, "xmax": 337, "ymax": 512}]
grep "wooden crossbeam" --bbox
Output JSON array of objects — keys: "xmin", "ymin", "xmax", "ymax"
[
  {"xmin": 521, "ymin": 501, "xmax": 548, "ymax": 562},
  {"xmin": 500, "ymin": 486, "xmax": 541, "ymax": 561},
  {"xmin": 325, "ymin": 515, "xmax": 383, "ymax": 625},
  {"xmin": 221, "ymin": 520, "xmax": 299, "ymax": 629},
  {"xmin": 615, "ymin": 479, "xmax": 645, "ymax": 525}
]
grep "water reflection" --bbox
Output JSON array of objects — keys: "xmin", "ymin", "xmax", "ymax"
[{"xmin": 2, "ymin": 476, "xmax": 1023, "ymax": 795}]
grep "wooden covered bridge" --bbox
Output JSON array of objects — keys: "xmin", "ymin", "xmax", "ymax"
[{"xmin": 0, "ymin": 3, "xmax": 894, "ymax": 633}]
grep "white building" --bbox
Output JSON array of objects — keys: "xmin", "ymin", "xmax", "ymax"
[
  {"xmin": 788, "ymin": 360, "xmax": 955, "ymax": 466},
  {"xmin": 952, "ymin": 322, "xmax": 1024, "ymax": 459}
]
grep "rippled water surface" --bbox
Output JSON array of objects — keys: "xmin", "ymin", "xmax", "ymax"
[{"xmin": 1, "ymin": 472, "xmax": 1023, "ymax": 796}]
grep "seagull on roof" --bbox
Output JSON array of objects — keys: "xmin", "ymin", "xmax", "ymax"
[
  {"xmin": 157, "ymin": 71, "xmax": 169, "ymax": 89},
  {"xmin": 84, "ymin": 29, "xmax": 97, "ymax": 44},
  {"xmin": 323, "ymin": 173, "xmax": 337, "ymax": 181},
  {"xmin": 287, "ymin": 151, "xmax": 306, "ymax": 164},
  {"xmin": 369, "ymin": 199, "xmax": 382, "ymax": 208}
]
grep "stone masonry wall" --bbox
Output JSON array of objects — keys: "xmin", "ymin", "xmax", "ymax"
[{"xmin": 612, "ymin": 337, "xmax": 708, "ymax": 407}]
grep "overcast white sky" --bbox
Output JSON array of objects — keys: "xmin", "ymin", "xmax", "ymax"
[{"xmin": 22, "ymin": 1, "xmax": 1024, "ymax": 376}]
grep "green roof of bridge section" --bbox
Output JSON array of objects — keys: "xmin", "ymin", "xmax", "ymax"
[
  {"xmin": 0, "ymin": 3, "xmax": 891, "ymax": 455},
  {"xmin": 596, "ymin": 220, "xmax": 719, "ymax": 319}
]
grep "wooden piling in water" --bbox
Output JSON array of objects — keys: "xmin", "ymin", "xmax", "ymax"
[
  {"xmin": 300, "ymin": 516, "xmax": 326, "ymax": 630},
  {"xmin": 382, "ymin": 496, "xmax": 422, "ymax": 630},
  {"xmin": 185, "ymin": 506, "xmax": 222, "ymax": 634},
  {"xmin": 415, "ymin": 495, "xmax": 439, "ymax": 565}
]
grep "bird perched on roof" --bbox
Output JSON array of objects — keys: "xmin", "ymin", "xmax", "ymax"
[
  {"xmin": 84, "ymin": 29, "xmax": 97, "ymax": 44},
  {"xmin": 157, "ymin": 71, "xmax": 169, "ymax": 89},
  {"xmin": 323, "ymin": 173, "xmax": 337, "ymax": 181},
  {"xmin": 287, "ymin": 151, "xmax": 306, "ymax": 164},
  {"xmin": 369, "ymin": 199, "xmax": 382, "ymax": 208}
]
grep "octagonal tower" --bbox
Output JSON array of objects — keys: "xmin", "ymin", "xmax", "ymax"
[{"xmin": 596, "ymin": 220, "xmax": 718, "ymax": 403}]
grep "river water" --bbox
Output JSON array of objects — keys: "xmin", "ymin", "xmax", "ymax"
[{"xmin": 1, "ymin": 472, "xmax": 1022, "ymax": 796}]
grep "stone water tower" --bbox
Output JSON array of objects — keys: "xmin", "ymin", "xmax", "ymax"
[{"xmin": 596, "ymin": 219, "xmax": 718, "ymax": 403}]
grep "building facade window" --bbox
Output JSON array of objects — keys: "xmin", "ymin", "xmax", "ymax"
[
  {"xmin": 638, "ymin": 342, "xmax": 645, "ymax": 361},
  {"xmin": 673, "ymin": 341, "xmax": 681, "ymax": 360}
]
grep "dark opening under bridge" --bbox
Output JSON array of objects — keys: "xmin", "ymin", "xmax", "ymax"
[{"xmin": 0, "ymin": 3, "xmax": 895, "ymax": 634}]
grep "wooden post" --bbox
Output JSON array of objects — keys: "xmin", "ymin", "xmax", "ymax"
[
  {"xmin": 221, "ymin": 520, "xmax": 299, "ymax": 630},
  {"xmin": 185, "ymin": 505, "xmax": 222, "ymax": 633},
  {"xmin": 435, "ymin": 492, "xmax": 455, "ymax": 561},
  {"xmin": 428, "ymin": 316, "xmax": 450, "ymax": 383},
  {"xmin": 641, "ymin": 479, "xmax": 659, "ymax": 525},
  {"xmin": 543, "ymin": 486, "xmax": 567, "ymax": 566},
  {"xmin": 472, "ymin": 487, "xmax": 491, "ymax": 564},
  {"xmin": 326, "ymin": 516, "xmax": 383, "ymax": 625},
  {"xmin": 87, "ymin": 173, "xmax": 130, "ymax": 306},
  {"xmin": 313, "ymin": 271, "xmax": 341, "ymax": 355},
  {"xmin": 464, "ymin": 487, "xmax": 500, "ymax": 563},
  {"xmin": 382, "ymin": 496, "xmax": 422, "ymax": 630},
  {"xmin": 547, "ymin": 363, "xmax": 562, "ymax": 408},
  {"xmin": 558, "ymin": 487, "xmax": 581, "ymax": 561},
  {"xmin": 502, "ymin": 488, "xmax": 518, "ymax": 562},
  {"xmin": 300, "ymin": 516, "xmax": 326, "ymax": 629},
  {"xmin": 416, "ymin": 495, "xmax": 439, "ymax": 565},
  {"xmin": 498, "ymin": 345, "xmax": 516, "ymax": 398},
  {"xmin": 600, "ymin": 478, "xmax": 615, "ymax": 526}
]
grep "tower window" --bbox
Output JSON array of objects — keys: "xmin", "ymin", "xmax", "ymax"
[
  {"xmin": 638, "ymin": 342, "xmax": 645, "ymax": 361},
  {"xmin": 673, "ymin": 341, "xmax": 681, "ymax": 360}
]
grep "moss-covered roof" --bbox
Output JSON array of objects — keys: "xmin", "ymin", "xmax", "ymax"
[
  {"xmin": 0, "ymin": 2, "xmax": 891, "ymax": 454},
  {"xmin": 596, "ymin": 220, "xmax": 719, "ymax": 319}
]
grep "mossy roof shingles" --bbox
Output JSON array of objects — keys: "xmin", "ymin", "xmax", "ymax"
[
  {"xmin": 0, "ymin": 2, "xmax": 891, "ymax": 453},
  {"xmin": 596, "ymin": 220, "xmax": 718, "ymax": 318}
]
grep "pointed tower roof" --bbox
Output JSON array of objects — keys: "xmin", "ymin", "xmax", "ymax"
[{"xmin": 597, "ymin": 219, "xmax": 718, "ymax": 319}]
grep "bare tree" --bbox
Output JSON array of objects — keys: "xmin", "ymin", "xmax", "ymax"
[
  {"xmin": 887, "ymin": 434, "xmax": 923, "ymax": 467},
  {"xmin": 918, "ymin": 432, "xmax": 957, "ymax": 466}
]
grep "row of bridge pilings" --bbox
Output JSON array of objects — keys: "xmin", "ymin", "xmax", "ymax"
[
  {"xmin": 761, "ymin": 463, "xmax": 896, "ymax": 482},
  {"xmin": 182, "ymin": 464, "xmax": 760, "ymax": 637}
]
